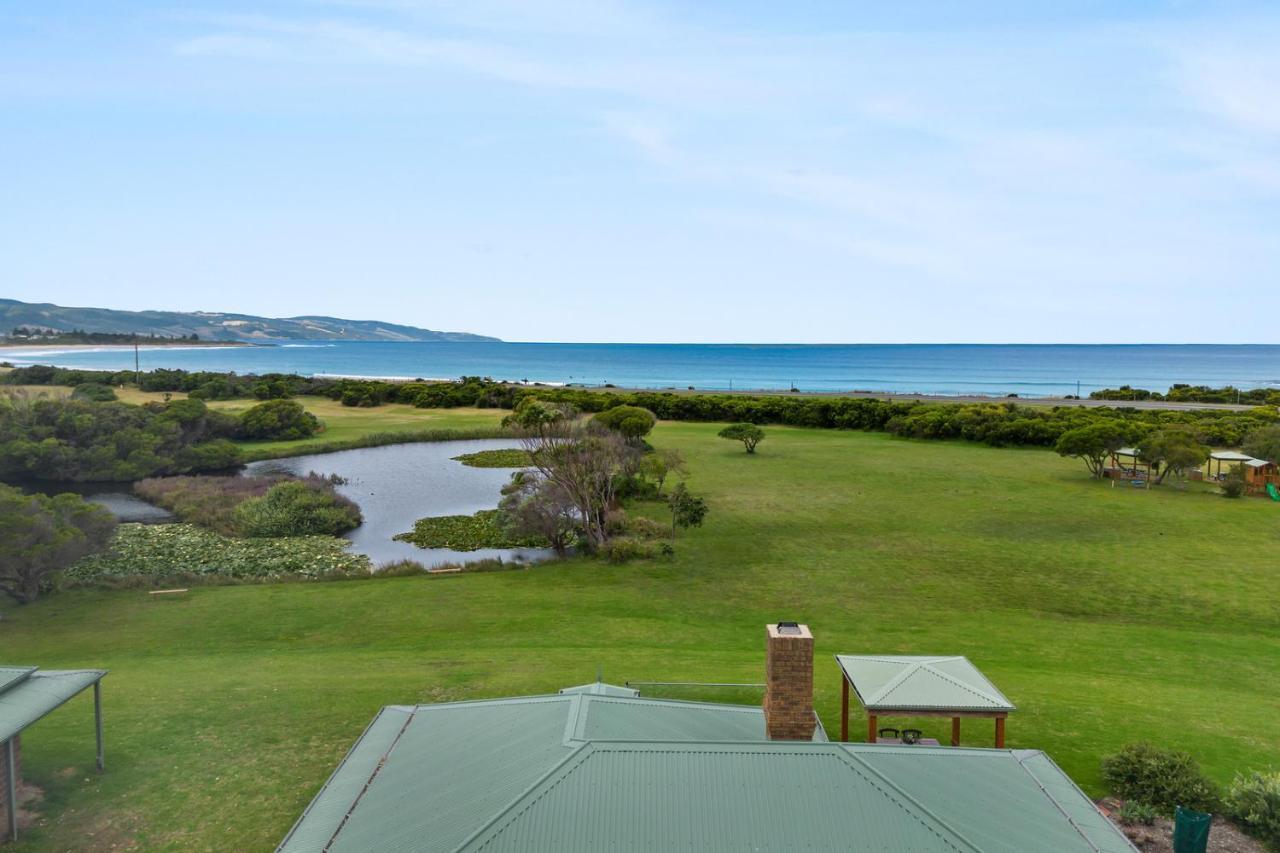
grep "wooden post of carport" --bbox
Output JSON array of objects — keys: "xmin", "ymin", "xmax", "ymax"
[
  {"xmin": 995, "ymin": 715, "xmax": 1006, "ymax": 748},
  {"xmin": 94, "ymin": 681, "xmax": 104, "ymax": 771},
  {"xmin": 951, "ymin": 717, "xmax": 961, "ymax": 747},
  {"xmin": 840, "ymin": 676, "xmax": 849, "ymax": 742},
  {"xmin": 5, "ymin": 737, "xmax": 16, "ymax": 843}
]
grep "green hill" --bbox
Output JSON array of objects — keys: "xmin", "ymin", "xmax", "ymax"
[{"xmin": 0, "ymin": 298, "xmax": 498, "ymax": 342}]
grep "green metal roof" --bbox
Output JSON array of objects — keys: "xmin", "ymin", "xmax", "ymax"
[
  {"xmin": 0, "ymin": 665, "xmax": 106, "ymax": 743},
  {"xmin": 280, "ymin": 685, "xmax": 1130, "ymax": 853},
  {"xmin": 836, "ymin": 655, "xmax": 1016, "ymax": 713},
  {"xmin": 557, "ymin": 681, "xmax": 639, "ymax": 697}
]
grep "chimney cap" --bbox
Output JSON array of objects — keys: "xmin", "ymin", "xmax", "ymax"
[{"xmin": 767, "ymin": 622, "xmax": 812, "ymax": 640}]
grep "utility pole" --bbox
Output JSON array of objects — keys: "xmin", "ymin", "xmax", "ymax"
[
  {"xmin": 1076, "ymin": 380, "xmax": 1081, "ymax": 398},
  {"xmin": 134, "ymin": 336, "xmax": 140, "ymax": 386}
]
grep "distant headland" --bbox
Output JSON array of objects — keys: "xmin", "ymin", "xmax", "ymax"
[{"xmin": 0, "ymin": 298, "xmax": 498, "ymax": 343}]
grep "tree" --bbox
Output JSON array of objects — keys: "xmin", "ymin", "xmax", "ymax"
[
  {"xmin": 592, "ymin": 405, "xmax": 657, "ymax": 443},
  {"xmin": 1243, "ymin": 425, "xmax": 1280, "ymax": 464},
  {"xmin": 1053, "ymin": 421, "xmax": 1133, "ymax": 478},
  {"xmin": 718, "ymin": 422, "xmax": 765, "ymax": 453},
  {"xmin": 498, "ymin": 471, "xmax": 578, "ymax": 556},
  {"xmin": 641, "ymin": 448, "xmax": 687, "ymax": 495},
  {"xmin": 0, "ymin": 486, "xmax": 116, "ymax": 604},
  {"xmin": 1139, "ymin": 428, "xmax": 1209, "ymax": 484},
  {"xmin": 668, "ymin": 482, "xmax": 708, "ymax": 539},
  {"xmin": 508, "ymin": 400, "xmax": 640, "ymax": 550},
  {"xmin": 237, "ymin": 399, "xmax": 320, "ymax": 441}
]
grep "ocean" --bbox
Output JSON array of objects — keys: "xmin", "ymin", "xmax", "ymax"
[{"xmin": 6, "ymin": 342, "xmax": 1280, "ymax": 398}]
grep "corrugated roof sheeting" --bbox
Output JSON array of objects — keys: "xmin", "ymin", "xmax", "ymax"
[
  {"xmin": 329, "ymin": 697, "xmax": 578, "ymax": 853},
  {"xmin": 0, "ymin": 668, "xmax": 105, "ymax": 743},
  {"xmin": 283, "ymin": 686, "xmax": 1132, "ymax": 853},
  {"xmin": 852, "ymin": 746, "xmax": 1133, "ymax": 853},
  {"xmin": 278, "ymin": 707, "xmax": 414, "ymax": 853},
  {"xmin": 577, "ymin": 695, "xmax": 768, "ymax": 742},
  {"xmin": 557, "ymin": 682, "xmax": 639, "ymax": 697},
  {"xmin": 837, "ymin": 655, "xmax": 1016, "ymax": 712},
  {"xmin": 466, "ymin": 743, "xmax": 967, "ymax": 852}
]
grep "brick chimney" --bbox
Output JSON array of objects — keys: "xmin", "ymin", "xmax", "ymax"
[{"xmin": 764, "ymin": 622, "xmax": 816, "ymax": 740}]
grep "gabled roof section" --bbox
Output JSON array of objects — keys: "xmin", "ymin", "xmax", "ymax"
[
  {"xmin": 836, "ymin": 655, "xmax": 1015, "ymax": 712},
  {"xmin": 0, "ymin": 666, "xmax": 37, "ymax": 695},
  {"xmin": 558, "ymin": 681, "xmax": 639, "ymax": 698},
  {"xmin": 460, "ymin": 742, "xmax": 1134, "ymax": 853},
  {"xmin": 0, "ymin": 666, "xmax": 107, "ymax": 743}
]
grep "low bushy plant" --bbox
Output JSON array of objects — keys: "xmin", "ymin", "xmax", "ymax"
[
  {"xmin": 1226, "ymin": 770, "xmax": 1280, "ymax": 849},
  {"xmin": 1101, "ymin": 743, "xmax": 1220, "ymax": 815},
  {"xmin": 1221, "ymin": 467, "xmax": 1247, "ymax": 498},
  {"xmin": 1116, "ymin": 801, "xmax": 1158, "ymax": 826},
  {"xmin": 237, "ymin": 399, "xmax": 321, "ymax": 441},
  {"xmin": 70, "ymin": 382, "xmax": 117, "ymax": 402},
  {"xmin": 233, "ymin": 481, "xmax": 363, "ymax": 538},
  {"xmin": 599, "ymin": 536, "xmax": 663, "ymax": 563}
]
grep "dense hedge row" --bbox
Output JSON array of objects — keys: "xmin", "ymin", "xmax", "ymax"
[
  {"xmin": 1091, "ymin": 383, "xmax": 1280, "ymax": 405},
  {"xmin": 7, "ymin": 366, "xmax": 1277, "ymax": 450}
]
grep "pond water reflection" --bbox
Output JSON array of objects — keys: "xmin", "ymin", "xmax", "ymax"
[{"xmin": 244, "ymin": 439, "xmax": 555, "ymax": 568}]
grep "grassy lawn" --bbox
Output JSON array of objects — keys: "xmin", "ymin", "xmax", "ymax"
[
  {"xmin": 208, "ymin": 398, "xmax": 507, "ymax": 459},
  {"xmin": 3, "ymin": 420, "xmax": 1280, "ymax": 849}
]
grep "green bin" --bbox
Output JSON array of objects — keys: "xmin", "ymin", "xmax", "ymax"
[{"xmin": 1172, "ymin": 805, "xmax": 1211, "ymax": 853}]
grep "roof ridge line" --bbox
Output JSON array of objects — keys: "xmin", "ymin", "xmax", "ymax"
[
  {"xmin": 454, "ymin": 742, "xmax": 594, "ymax": 852},
  {"xmin": 1013, "ymin": 753, "xmax": 1105, "ymax": 850},
  {"xmin": 863, "ymin": 661, "xmax": 924, "ymax": 706},
  {"xmin": 917, "ymin": 662, "xmax": 1008, "ymax": 707},
  {"xmin": 321, "ymin": 708, "xmax": 416, "ymax": 853},
  {"xmin": 833, "ymin": 747, "xmax": 985, "ymax": 853}
]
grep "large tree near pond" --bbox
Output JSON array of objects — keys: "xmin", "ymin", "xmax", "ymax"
[
  {"xmin": 0, "ymin": 485, "xmax": 116, "ymax": 604},
  {"xmin": 504, "ymin": 398, "xmax": 639, "ymax": 550}
]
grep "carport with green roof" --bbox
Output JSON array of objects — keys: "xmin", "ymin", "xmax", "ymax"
[
  {"xmin": 0, "ymin": 665, "xmax": 107, "ymax": 842},
  {"xmin": 836, "ymin": 654, "xmax": 1015, "ymax": 747}
]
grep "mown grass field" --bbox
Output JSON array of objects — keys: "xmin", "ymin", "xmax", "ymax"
[{"xmin": 3, "ymin": 414, "xmax": 1280, "ymax": 850}]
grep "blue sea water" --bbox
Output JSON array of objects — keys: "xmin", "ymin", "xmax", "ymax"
[{"xmin": 7, "ymin": 342, "xmax": 1280, "ymax": 397}]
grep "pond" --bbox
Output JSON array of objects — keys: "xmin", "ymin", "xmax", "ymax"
[
  {"xmin": 243, "ymin": 439, "xmax": 556, "ymax": 568},
  {"xmin": 14, "ymin": 481, "xmax": 175, "ymax": 523}
]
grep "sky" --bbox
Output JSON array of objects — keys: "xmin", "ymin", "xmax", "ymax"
[{"xmin": 2, "ymin": 1, "xmax": 1278, "ymax": 344}]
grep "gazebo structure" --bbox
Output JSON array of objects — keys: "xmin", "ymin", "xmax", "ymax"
[
  {"xmin": 0, "ymin": 666, "xmax": 106, "ymax": 842},
  {"xmin": 1106, "ymin": 447, "xmax": 1151, "ymax": 480},
  {"xmin": 835, "ymin": 655, "xmax": 1015, "ymax": 747},
  {"xmin": 1205, "ymin": 450, "xmax": 1255, "ymax": 481}
]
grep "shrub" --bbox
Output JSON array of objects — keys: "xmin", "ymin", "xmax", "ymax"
[
  {"xmin": 238, "ymin": 399, "xmax": 320, "ymax": 441},
  {"xmin": 1221, "ymin": 467, "xmax": 1247, "ymax": 498},
  {"xmin": 452, "ymin": 449, "xmax": 532, "ymax": 468},
  {"xmin": 0, "ymin": 485, "xmax": 117, "ymax": 603},
  {"xmin": 70, "ymin": 382, "xmax": 118, "ymax": 402},
  {"xmin": 0, "ymin": 394, "xmax": 242, "ymax": 482},
  {"xmin": 1101, "ymin": 743, "xmax": 1220, "ymax": 815},
  {"xmin": 1227, "ymin": 770, "xmax": 1280, "ymax": 849},
  {"xmin": 232, "ymin": 481, "xmax": 362, "ymax": 537},
  {"xmin": 599, "ymin": 536, "xmax": 669, "ymax": 563},
  {"xmin": 718, "ymin": 422, "xmax": 765, "ymax": 453},
  {"xmin": 1116, "ymin": 801, "xmax": 1158, "ymax": 826},
  {"xmin": 592, "ymin": 405, "xmax": 657, "ymax": 441}
]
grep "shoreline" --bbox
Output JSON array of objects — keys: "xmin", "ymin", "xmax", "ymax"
[{"xmin": 1, "ymin": 346, "xmax": 1271, "ymax": 411}]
